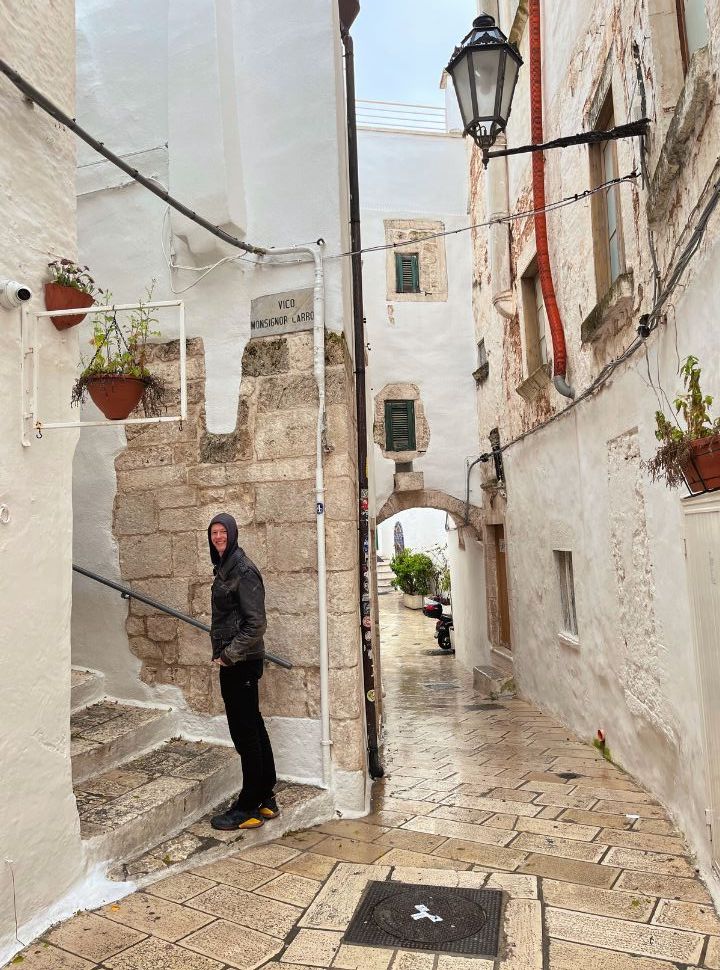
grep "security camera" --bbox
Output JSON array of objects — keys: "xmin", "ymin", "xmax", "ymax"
[{"xmin": 0, "ymin": 279, "xmax": 33, "ymax": 309}]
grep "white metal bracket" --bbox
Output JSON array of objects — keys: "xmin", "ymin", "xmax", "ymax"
[{"xmin": 21, "ymin": 300, "xmax": 187, "ymax": 444}]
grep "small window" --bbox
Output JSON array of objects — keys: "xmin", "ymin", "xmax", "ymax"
[
  {"xmin": 395, "ymin": 252, "xmax": 420, "ymax": 294},
  {"xmin": 474, "ymin": 339, "xmax": 489, "ymax": 382},
  {"xmin": 521, "ymin": 258, "xmax": 550, "ymax": 375},
  {"xmin": 384, "ymin": 400, "xmax": 416, "ymax": 451},
  {"xmin": 589, "ymin": 90, "xmax": 625, "ymax": 300},
  {"xmin": 555, "ymin": 550, "xmax": 578, "ymax": 637},
  {"xmin": 676, "ymin": 0, "xmax": 708, "ymax": 74}
]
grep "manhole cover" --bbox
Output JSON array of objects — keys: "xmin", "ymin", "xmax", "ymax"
[
  {"xmin": 423, "ymin": 683, "xmax": 460, "ymax": 690},
  {"xmin": 557, "ymin": 771, "xmax": 582, "ymax": 780},
  {"xmin": 343, "ymin": 880, "xmax": 504, "ymax": 957},
  {"xmin": 465, "ymin": 703, "xmax": 503, "ymax": 711}
]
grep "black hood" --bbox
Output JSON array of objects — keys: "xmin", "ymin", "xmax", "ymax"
[{"xmin": 208, "ymin": 512, "xmax": 239, "ymax": 567}]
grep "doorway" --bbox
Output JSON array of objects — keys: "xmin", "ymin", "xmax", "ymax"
[{"xmin": 492, "ymin": 524, "xmax": 512, "ymax": 652}]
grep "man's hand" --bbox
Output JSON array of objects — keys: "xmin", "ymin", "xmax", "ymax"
[{"xmin": 212, "ymin": 656, "xmax": 230, "ymax": 666}]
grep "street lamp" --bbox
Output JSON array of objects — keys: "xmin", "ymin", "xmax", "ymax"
[
  {"xmin": 445, "ymin": 15, "xmax": 522, "ymax": 154},
  {"xmin": 447, "ymin": 14, "xmax": 649, "ymax": 166}
]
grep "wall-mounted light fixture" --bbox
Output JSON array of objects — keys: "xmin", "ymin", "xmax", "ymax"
[{"xmin": 447, "ymin": 15, "xmax": 649, "ymax": 167}]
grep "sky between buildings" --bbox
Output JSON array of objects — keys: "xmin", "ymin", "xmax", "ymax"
[{"xmin": 353, "ymin": 0, "xmax": 478, "ymax": 107}]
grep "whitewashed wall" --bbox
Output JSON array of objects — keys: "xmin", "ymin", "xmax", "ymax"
[
  {"xmin": 470, "ymin": 0, "xmax": 720, "ymax": 903},
  {"xmin": 360, "ymin": 124, "xmax": 484, "ymax": 673},
  {"xmin": 72, "ymin": 0, "xmax": 358, "ymax": 797},
  {"xmin": 447, "ymin": 528, "xmax": 488, "ymax": 670},
  {"xmin": 0, "ymin": 2, "xmax": 101, "ymax": 960},
  {"xmin": 360, "ymin": 126, "xmax": 479, "ymax": 507}
]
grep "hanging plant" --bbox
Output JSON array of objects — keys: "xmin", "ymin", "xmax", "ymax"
[
  {"xmin": 645, "ymin": 356, "xmax": 720, "ymax": 493},
  {"xmin": 45, "ymin": 258, "xmax": 104, "ymax": 331},
  {"xmin": 71, "ymin": 282, "xmax": 168, "ymax": 421}
]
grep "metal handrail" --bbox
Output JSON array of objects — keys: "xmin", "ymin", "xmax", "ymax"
[{"xmin": 72, "ymin": 564, "xmax": 293, "ymax": 669}]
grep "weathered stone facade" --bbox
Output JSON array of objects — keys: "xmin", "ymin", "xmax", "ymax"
[
  {"xmin": 384, "ymin": 218, "xmax": 448, "ymax": 302},
  {"xmin": 112, "ymin": 332, "xmax": 366, "ymax": 772}
]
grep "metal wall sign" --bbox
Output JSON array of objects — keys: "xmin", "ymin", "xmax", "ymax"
[{"xmin": 250, "ymin": 288, "xmax": 315, "ymax": 337}]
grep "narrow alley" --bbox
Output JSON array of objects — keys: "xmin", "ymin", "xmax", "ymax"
[{"xmin": 15, "ymin": 592, "xmax": 720, "ymax": 969}]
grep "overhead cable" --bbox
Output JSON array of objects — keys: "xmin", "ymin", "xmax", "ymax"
[{"xmin": 483, "ymin": 172, "xmax": 720, "ymax": 459}]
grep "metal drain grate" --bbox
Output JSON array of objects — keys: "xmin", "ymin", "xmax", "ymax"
[
  {"xmin": 423, "ymin": 683, "xmax": 460, "ymax": 690},
  {"xmin": 424, "ymin": 649, "xmax": 456, "ymax": 656},
  {"xmin": 465, "ymin": 703, "xmax": 503, "ymax": 711},
  {"xmin": 343, "ymin": 880, "xmax": 504, "ymax": 957}
]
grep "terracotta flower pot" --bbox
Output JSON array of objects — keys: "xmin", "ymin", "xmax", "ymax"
[
  {"xmin": 682, "ymin": 433, "xmax": 720, "ymax": 494},
  {"xmin": 86, "ymin": 376, "xmax": 147, "ymax": 421},
  {"xmin": 44, "ymin": 282, "xmax": 95, "ymax": 330}
]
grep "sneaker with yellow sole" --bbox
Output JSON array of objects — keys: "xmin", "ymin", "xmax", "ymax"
[
  {"xmin": 211, "ymin": 806, "xmax": 264, "ymax": 830},
  {"xmin": 259, "ymin": 796, "xmax": 279, "ymax": 819}
]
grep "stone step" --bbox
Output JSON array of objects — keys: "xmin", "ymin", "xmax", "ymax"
[
  {"xmin": 71, "ymin": 700, "xmax": 176, "ymax": 784},
  {"xmin": 108, "ymin": 779, "xmax": 332, "ymax": 886},
  {"xmin": 76, "ymin": 739, "xmax": 243, "ymax": 867},
  {"xmin": 473, "ymin": 664, "xmax": 516, "ymax": 699},
  {"xmin": 71, "ymin": 666, "xmax": 106, "ymax": 713}
]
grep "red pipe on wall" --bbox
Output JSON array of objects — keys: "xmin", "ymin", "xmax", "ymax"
[{"xmin": 529, "ymin": 0, "xmax": 574, "ymax": 396}]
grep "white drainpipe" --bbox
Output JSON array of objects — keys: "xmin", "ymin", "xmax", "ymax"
[{"xmin": 264, "ymin": 243, "xmax": 332, "ymax": 789}]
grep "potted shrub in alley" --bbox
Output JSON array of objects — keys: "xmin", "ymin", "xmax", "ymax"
[
  {"xmin": 71, "ymin": 285, "xmax": 168, "ymax": 421},
  {"xmin": 390, "ymin": 548, "xmax": 437, "ymax": 610},
  {"xmin": 45, "ymin": 258, "xmax": 103, "ymax": 331},
  {"xmin": 646, "ymin": 355, "xmax": 720, "ymax": 494}
]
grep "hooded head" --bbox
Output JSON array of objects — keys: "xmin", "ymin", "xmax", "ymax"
[{"xmin": 208, "ymin": 512, "xmax": 239, "ymax": 567}]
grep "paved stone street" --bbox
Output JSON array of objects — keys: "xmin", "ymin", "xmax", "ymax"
[{"xmin": 14, "ymin": 592, "xmax": 720, "ymax": 969}]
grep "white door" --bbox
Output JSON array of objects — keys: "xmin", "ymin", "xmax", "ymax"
[{"xmin": 684, "ymin": 492, "xmax": 720, "ymax": 872}]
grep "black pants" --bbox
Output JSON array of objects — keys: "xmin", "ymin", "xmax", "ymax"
[{"xmin": 219, "ymin": 659, "xmax": 276, "ymax": 812}]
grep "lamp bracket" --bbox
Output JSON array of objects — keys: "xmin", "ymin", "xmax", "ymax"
[{"xmin": 480, "ymin": 118, "xmax": 650, "ymax": 167}]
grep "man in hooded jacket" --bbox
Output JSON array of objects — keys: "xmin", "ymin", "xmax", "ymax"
[{"xmin": 208, "ymin": 512, "xmax": 278, "ymax": 830}]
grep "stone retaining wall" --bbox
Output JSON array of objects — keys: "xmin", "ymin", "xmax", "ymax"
[{"xmin": 113, "ymin": 331, "xmax": 366, "ymax": 773}]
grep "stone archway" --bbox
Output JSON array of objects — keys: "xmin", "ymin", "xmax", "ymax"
[{"xmin": 376, "ymin": 487, "xmax": 483, "ymax": 538}]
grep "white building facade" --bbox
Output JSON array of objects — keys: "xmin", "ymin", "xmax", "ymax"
[
  {"xmin": 468, "ymin": 0, "xmax": 720, "ymax": 902},
  {"xmin": 358, "ymin": 106, "xmax": 486, "ymax": 672},
  {"xmin": 0, "ymin": 1, "xmax": 99, "ymax": 959},
  {"xmin": 1, "ymin": 0, "xmax": 369, "ymax": 956}
]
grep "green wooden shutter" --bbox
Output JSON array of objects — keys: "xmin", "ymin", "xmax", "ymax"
[
  {"xmin": 384, "ymin": 400, "xmax": 416, "ymax": 451},
  {"xmin": 395, "ymin": 253, "xmax": 420, "ymax": 293}
]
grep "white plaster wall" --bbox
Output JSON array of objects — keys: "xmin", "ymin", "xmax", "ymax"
[
  {"xmin": 503, "ymin": 236, "xmax": 720, "ymax": 901},
  {"xmin": 447, "ymin": 528, "xmax": 489, "ymax": 671},
  {"xmin": 377, "ymin": 508, "xmax": 448, "ymax": 559},
  {"xmin": 72, "ymin": 0, "xmax": 354, "ymax": 702},
  {"xmin": 359, "ymin": 128, "xmax": 480, "ymax": 509},
  {"xmin": 466, "ymin": 0, "xmax": 720, "ymax": 900},
  {"xmin": 0, "ymin": 3, "xmax": 88, "ymax": 959}
]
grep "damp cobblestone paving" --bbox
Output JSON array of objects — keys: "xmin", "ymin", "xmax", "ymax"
[{"xmin": 13, "ymin": 592, "xmax": 720, "ymax": 969}]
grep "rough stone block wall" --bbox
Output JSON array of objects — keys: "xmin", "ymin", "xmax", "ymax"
[{"xmin": 112, "ymin": 332, "xmax": 365, "ymax": 770}]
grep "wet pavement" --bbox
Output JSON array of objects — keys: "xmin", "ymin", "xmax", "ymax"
[{"xmin": 13, "ymin": 591, "xmax": 720, "ymax": 969}]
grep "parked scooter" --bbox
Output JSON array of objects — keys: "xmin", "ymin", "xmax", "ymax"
[{"xmin": 422, "ymin": 597, "xmax": 454, "ymax": 650}]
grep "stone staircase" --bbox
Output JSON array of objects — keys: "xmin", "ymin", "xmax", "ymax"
[
  {"xmin": 376, "ymin": 556, "xmax": 395, "ymax": 595},
  {"xmin": 70, "ymin": 666, "xmax": 330, "ymax": 885}
]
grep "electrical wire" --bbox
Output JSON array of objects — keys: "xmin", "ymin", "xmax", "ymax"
[
  {"xmin": 160, "ymin": 171, "xmax": 640, "ymax": 285},
  {"xmin": 321, "ymin": 172, "xmax": 640, "ymax": 262},
  {"xmin": 479, "ymin": 170, "xmax": 720, "ymax": 460}
]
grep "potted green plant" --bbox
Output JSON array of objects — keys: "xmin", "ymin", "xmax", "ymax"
[
  {"xmin": 71, "ymin": 284, "xmax": 167, "ymax": 421},
  {"xmin": 45, "ymin": 258, "xmax": 103, "ymax": 331},
  {"xmin": 390, "ymin": 548, "xmax": 437, "ymax": 610},
  {"xmin": 646, "ymin": 356, "xmax": 720, "ymax": 493}
]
